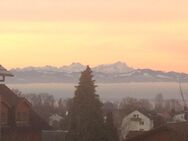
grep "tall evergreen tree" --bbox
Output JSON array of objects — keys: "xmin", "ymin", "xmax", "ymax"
[
  {"xmin": 104, "ymin": 112, "xmax": 119, "ymax": 141},
  {"xmin": 69, "ymin": 66, "xmax": 104, "ymax": 141}
]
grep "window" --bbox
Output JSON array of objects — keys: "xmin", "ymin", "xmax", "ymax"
[
  {"xmin": 16, "ymin": 112, "xmax": 21, "ymax": 121},
  {"xmin": 22, "ymin": 112, "xmax": 27, "ymax": 121},
  {"xmin": 15, "ymin": 101, "xmax": 30, "ymax": 124},
  {"xmin": 133, "ymin": 114, "xmax": 139, "ymax": 118},
  {"xmin": 131, "ymin": 114, "xmax": 141, "ymax": 121},
  {"xmin": 1, "ymin": 112, "xmax": 8, "ymax": 123},
  {"xmin": 16, "ymin": 112, "xmax": 28, "ymax": 122},
  {"xmin": 140, "ymin": 121, "xmax": 144, "ymax": 125},
  {"xmin": 0, "ymin": 103, "xmax": 9, "ymax": 125}
]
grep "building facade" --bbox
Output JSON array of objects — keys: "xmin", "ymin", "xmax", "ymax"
[
  {"xmin": 0, "ymin": 84, "xmax": 51, "ymax": 141},
  {"xmin": 121, "ymin": 110, "xmax": 153, "ymax": 140}
]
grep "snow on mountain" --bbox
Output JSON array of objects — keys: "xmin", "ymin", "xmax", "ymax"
[
  {"xmin": 11, "ymin": 62, "xmax": 134, "ymax": 74},
  {"xmin": 11, "ymin": 63, "xmax": 85, "ymax": 73},
  {"xmin": 93, "ymin": 62, "xmax": 134, "ymax": 73},
  {"xmin": 156, "ymin": 74, "xmax": 170, "ymax": 79},
  {"xmin": 8, "ymin": 62, "xmax": 188, "ymax": 83},
  {"xmin": 61, "ymin": 63, "xmax": 86, "ymax": 73},
  {"xmin": 11, "ymin": 66, "xmax": 60, "ymax": 72},
  {"xmin": 114, "ymin": 71, "xmax": 136, "ymax": 77}
]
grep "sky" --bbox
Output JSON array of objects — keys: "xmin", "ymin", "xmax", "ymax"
[{"xmin": 0, "ymin": 0, "xmax": 188, "ymax": 72}]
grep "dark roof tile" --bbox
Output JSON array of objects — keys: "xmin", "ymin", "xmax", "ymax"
[{"xmin": 125, "ymin": 122, "xmax": 188, "ymax": 141}]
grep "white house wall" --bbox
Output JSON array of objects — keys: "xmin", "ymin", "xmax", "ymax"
[{"xmin": 121, "ymin": 111, "xmax": 153, "ymax": 139}]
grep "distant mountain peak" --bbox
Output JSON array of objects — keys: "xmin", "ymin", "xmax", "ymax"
[
  {"xmin": 61, "ymin": 63, "xmax": 85, "ymax": 73},
  {"xmin": 70, "ymin": 62, "xmax": 82, "ymax": 65},
  {"xmin": 93, "ymin": 61, "xmax": 134, "ymax": 73}
]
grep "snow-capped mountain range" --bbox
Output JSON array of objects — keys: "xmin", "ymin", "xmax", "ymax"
[
  {"xmin": 11, "ymin": 62, "xmax": 133, "ymax": 74},
  {"xmin": 6, "ymin": 62, "xmax": 188, "ymax": 83}
]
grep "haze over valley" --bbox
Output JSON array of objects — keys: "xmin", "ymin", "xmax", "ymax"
[{"xmin": 6, "ymin": 62, "xmax": 188, "ymax": 101}]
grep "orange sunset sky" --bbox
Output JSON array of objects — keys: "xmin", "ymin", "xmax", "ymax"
[{"xmin": 0, "ymin": 0, "xmax": 188, "ymax": 72}]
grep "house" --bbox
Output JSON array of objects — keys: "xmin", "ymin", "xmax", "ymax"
[
  {"xmin": 172, "ymin": 112, "xmax": 188, "ymax": 122},
  {"xmin": 0, "ymin": 65, "xmax": 51, "ymax": 141},
  {"xmin": 49, "ymin": 113, "xmax": 63, "ymax": 129},
  {"xmin": 121, "ymin": 110, "xmax": 153, "ymax": 140},
  {"xmin": 125, "ymin": 122, "xmax": 188, "ymax": 141}
]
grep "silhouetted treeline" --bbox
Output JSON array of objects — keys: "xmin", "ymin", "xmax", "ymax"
[{"xmin": 12, "ymin": 87, "xmax": 185, "ymax": 136}]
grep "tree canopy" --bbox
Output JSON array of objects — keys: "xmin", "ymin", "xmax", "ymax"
[{"xmin": 69, "ymin": 66, "xmax": 105, "ymax": 141}]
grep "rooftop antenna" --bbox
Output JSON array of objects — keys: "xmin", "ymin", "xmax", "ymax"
[
  {"xmin": 0, "ymin": 65, "xmax": 14, "ymax": 82},
  {"xmin": 178, "ymin": 76, "xmax": 188, "ymax": 120},
  {"xmin": 178, "ymin": 78, "xmax": 187, "ymax": 109}
]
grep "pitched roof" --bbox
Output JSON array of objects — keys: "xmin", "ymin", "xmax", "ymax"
[
  {"xmin": 124, "ymin": 110, "xmax": 153, "ymax": 119},
  {"xmin": 30, "ymin": 109, "xmax": 52, "ymax": 130},
  {"xmin": 0, "ymin": 65, "xmax": 14, "ymax": 76},
  {"xmin": 0, "ymin": 84, "xmax": 19, "ymax": 106},
  {"xmin": 125, "ymin": 122, "xmax": 188, "ymax": 141},
  {"xmin": 0, "ymin": 84, "xmax": 51, "ymax": 130}
]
